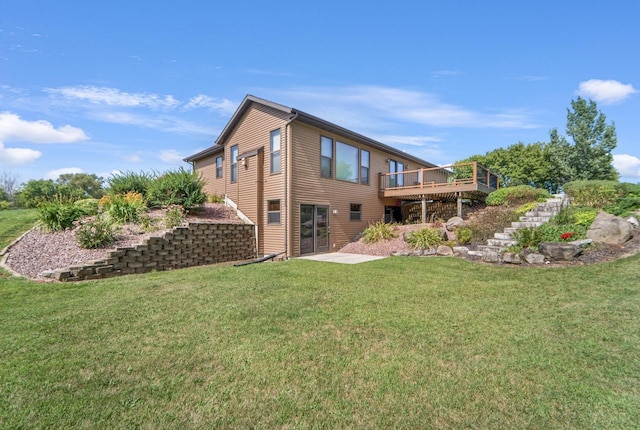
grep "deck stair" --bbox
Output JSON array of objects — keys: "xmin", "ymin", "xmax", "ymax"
[{"xmin": 477, "ymin": 194, "xmax": 569, "ymax": 253}]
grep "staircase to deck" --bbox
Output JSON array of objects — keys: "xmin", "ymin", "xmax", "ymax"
[{"xmin": 477, "ymin": 194, "xmax": 569, "ymax": 253}]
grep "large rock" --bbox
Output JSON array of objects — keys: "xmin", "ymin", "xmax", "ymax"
[
  {"xmin": 436, "ymin": 245, "xmax": 454, "ymax": 256},
  {"xmin": 502, "ymin": 252, "xmax": 522, "ymax": 264},
  {"xmin": 525, "ymin": 253, "xmax": 545, "ymax": 264},
  {"xmin": 587, "ymin": 211, "xmax": 633, "ymax": 244},
  {"xmin": 445, "ymin": 216, "xmax": 465, "ymax": 231},
  {"xmin": 538, "ymin": 242, "xmax": 582, "ymax": 261}
]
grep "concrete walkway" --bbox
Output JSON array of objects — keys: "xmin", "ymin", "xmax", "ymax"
[{"xmin": 298, "ymin": 252, "xmax": 386, "ymax": 265}]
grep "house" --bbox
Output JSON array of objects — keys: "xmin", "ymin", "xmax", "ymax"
[{"xmin": 184, "ymin": 95, "xmax": 497, "ymax": 258}]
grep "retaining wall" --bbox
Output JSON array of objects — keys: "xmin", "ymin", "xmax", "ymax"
[{"xmin": 53, "ymin": 222, "xmax": 256, "ymax": 282}]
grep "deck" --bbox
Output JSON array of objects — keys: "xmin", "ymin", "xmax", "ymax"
[{"xmin": 379, "ymin": 162, "xmax": 499, "ymax": 220}]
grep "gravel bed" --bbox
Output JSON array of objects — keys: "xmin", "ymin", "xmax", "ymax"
[{"xmin": 4, "ymin": 203, "xmax": 242, "ymax": 280}]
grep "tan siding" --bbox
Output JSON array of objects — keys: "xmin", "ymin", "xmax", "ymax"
[
  {"xmin": 194, "ymin": 156, "xmax": 225, "ymax": 198},
  {"xmin": 196, "ymin": 102, "xmax": 289, "ymax": 256},
  {"xmin": 289, "ymin": 122, "xmax": 430, "ymax": 256}
]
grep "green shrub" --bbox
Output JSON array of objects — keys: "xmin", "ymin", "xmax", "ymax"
[
  {"xmin": 75, "ymin": 216, "xmax": 116, "ymax": 249},
  {"xmin": 515, "ymin": 201, "xmax": 539, "ymax": 215},
  {"xmin": 147, "ymin": 168, "xmax": 206, "ymax": 211},
  {"xmin": 563, "ymin": 180, "xmax": 624, "ymax": 208},
  {"xmin": 74, "ymin": 198, "xmax": 100, "ymax": 216},
  {"xmin": 208, "ymin": 194, "xmax": 225, "ymax": 204},
  {"xmin": 361, "ymin": 221, "xmax": 397, "ymax": 244},
  {"xmin": 38, "ymin": 200, "xmax": 84, "ymax": 231},
  {"xmin": 164, "ymin": 205, "xmax": 185, "ymax": 228},
  {"xmin": 512, "ymin": 227, "xmax": 546, "ymax": 249},
  {"xmin": 107, "ymin": 171, "xmax": 155, "ymax": 197},
  {"xmin": 486, "ymin": 185, "xmax": 549, "ymax": 207},
  {"xmin": 455, "ymin": 226, "xmax": 473, "ymax": 245},
  {"xmin": 0, "ymin": 201, "xmax": 12, "ymax": 211},
  {"xmin": 604, "ymin": 196, "xmax": 640, "ymax": 217},
  {"xmin": 405, "ymin": 227, "xmax": 443, "ymax": 249},
  {"xmin": 105, "ymin": 192, "xmax": 146, "ymax": 224},
  {"xmin": 551, "ymin": 206, "xmax": 598, "ymax": 228},
  {"xmin": 513, "ymin": 223, "xmax": 587, "ymax": 249},
  {"xmin": 138, "ymin": 213, "xmax": 159, "ymax": 232}
]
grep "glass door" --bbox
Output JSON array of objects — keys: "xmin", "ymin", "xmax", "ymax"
[{"xmin": 300, "ymin": 205, "xmax": 330, "ymax": 254}]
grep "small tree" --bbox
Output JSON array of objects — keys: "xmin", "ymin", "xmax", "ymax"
[{"xmin": 56, "ymin": 173, "xmax": 105, "ymax": 198}]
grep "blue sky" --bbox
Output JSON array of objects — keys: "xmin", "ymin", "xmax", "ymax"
[{"xmin": 2, "ymin": 0, "xmax": 639, "ymax": 185}]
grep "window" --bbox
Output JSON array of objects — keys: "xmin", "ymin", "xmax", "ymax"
[
  {"xmin": 215, "ymin": 156, "xmax": 223, "ymax": 178},
  {"xmin": 389, "ymin": 159, "xmax": 404, "ymax": 187},
  {"xmin": 270, "ymin": 129, "xmax": 281, "ymax": 174},
  {"xmin": 321, "ymin": 136, "xmax": 333, "ymax": 178},
  {"xmin": 336, "ymin": 140, "xmax": 358, "ymax": 183},
  {"xmin": 350, "ymin": 203, "xmax": 362, "ymax": 221},
  {"xmin": 230, "ymin": 145, "xmax": 238, "ymax": 183},
  {"xmin": 267, "ymin": 200, "xmax": 281, "ymax": 224},
  {"xmin": 360, "ymin": 150, "xmax": 370, "ymax": 185}
]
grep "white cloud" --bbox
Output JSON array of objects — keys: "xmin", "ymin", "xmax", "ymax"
[
  {"xmin": 0, "ymin": 112, "xmax": 88, "ymax": 143},
  {"xmin": 0, "ymin": 142, "xmax": 41, "ymax": 165},
  {"xmin": 613, "ymin": 154, "xmax": 640, "ymax": 180},
  {"xmin": 89, "ymin": 111, "xmax": 216, "ymax": 135},
  {"xmin": 45, "ymin": 167, "xmax": 83, "ymax": 180},
  {"xmin": 159, "ymin": 149, "xmax": 185, "ymax": 164},
  {"xmin": 276, "ymin": 85, "xmax": 538, "ymax": 129},
  {"xmin": 184, "ymin": 95, "xmax": 237, "ymax": 115},
  {"xmin": 374, "ymin": 134, "xmax": 442, "ymax": 146},
  {"xmin": 46, "ymin": 86, "xmax": 180, "ymax": 110},
  {"xmin": 124, "ymin": 153, "xmax": 142, "ymax": 163},
  {"xmin": 577, "ymin": 79, "xmax": 637, "ymax": 105}
]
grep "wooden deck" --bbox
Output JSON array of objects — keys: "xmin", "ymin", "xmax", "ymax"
[{"xmin": 379, "ymin": 161, "xmax": 499, "ymax": 201}]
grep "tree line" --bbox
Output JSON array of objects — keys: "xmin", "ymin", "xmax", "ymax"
[{"xmin": 456, "ymin": 97, "xmax": 619, "ymax": 192}]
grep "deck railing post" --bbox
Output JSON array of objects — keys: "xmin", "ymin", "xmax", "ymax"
[{"xmin": 473, "ymin": 162, "xmax": 478, "ymax": 185}]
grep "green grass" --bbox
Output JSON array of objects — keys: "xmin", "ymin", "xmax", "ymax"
[
  {"xmin": 1, "ymin": 211, "xmax": 639, "ymax": 428},
  {"xmin": 0, "ymin": 209, "xmax": 38, "ymax": 250}
]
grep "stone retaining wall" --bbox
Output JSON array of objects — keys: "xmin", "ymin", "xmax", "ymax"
[{"xmin": 53, "ymin": 222, "xmax": 256, "ymax": 282}]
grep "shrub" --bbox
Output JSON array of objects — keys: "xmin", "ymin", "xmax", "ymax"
[
  {"xmin": 515, "ymin": 201, "xmax": 539, "ymax": 215},
  {"xmin": 208, "ymin": 194, "xmax": 225, "ymax": 204},
  {"xmin": 551, "ymin": 206, "xmax": 598, "ymax": 228},
  {"xmin": 604, "ymin": 196, "xmax": 640, "ymax": 217},
  {"xmin": 105, "ymin": 192, "xmax": 146, "ymax": 224},
  {"xmin": 164, "ymin": 205, "xmax": 185, "ymax": 228},
  {"xmin": 513, "ymin": 224, "xmax": 587, "ymax": 249},
  {"xmin": 38, "ymin": 200, "xmax": 84, "ymax": 231},
  {"xmin": 0, "ymin": 201, "xmax": 12, "ymax": 211},
  {"xmin": 454, "ymin": 226, "xmax": 473, "ymax": 245},
  {"xmin": 563, "ymin": 180, "xmax": 624, "ymax": 208},
  {"xmin": 107, "ymin": 171, "xmax": 155, "ymax": 197},
  {"xmin": 361, "ymin": 221, "xmax": 397, "ymax": 244},
  {"xmin": 486, "ymin": 185, "xmax": 549, "ymax": 207},
  {"xmin": 405, "ymin": 227, "xmax": 443, "ymax": 249},
  {"xmin": 138, "ymin": 213, "xmax": 159, "ymax": 232},
  {"xmin": 75, "ymin": 216, "xmax": 116, "ymax": 249},
  {"xmin": 74, "ymin": 198, "xmax": 100, "ymax": 216},
  {"xmin": 147, "ymin": 168, "xmax": 206, "ymax": 211}
]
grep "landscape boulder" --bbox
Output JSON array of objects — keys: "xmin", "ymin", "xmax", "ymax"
[
  {"xmin": 538, "ymin": 242, "xmax": 582, "ymax": 261},
  {"xmin": 525, "ymin": 253, "xmax": 545, "ymax": 264},
  {"xmin": 445, "ymin": 216, "xmax": 465, "ymax": 231},
  {"xmin": 502, "ymin": 252, "xmax": 522, "ymax": 264},
  {"xmin": 586, "ymin": 211, "xmax": 633, "ymax": 245},
  {"xmin": 436, "ymin": 245, "xmax": 454, "ymax": 256}
]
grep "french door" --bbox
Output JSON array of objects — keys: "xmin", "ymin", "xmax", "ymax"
[{"xmin": 300, "ymin": 205, "xmax": 329, "ymax": 255}]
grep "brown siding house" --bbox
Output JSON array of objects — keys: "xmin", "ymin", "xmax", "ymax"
[{"xmin": 185, "ymin": 95, "xmax": 439, "ymax": 258}]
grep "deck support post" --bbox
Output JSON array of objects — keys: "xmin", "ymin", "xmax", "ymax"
[
  {"xmin": 456, "ymin": 192, "xmax": 462, "ymax": 218},
  {"xmin": 421, "ymin": 196, "xmax": 427, "ymax": 224}
]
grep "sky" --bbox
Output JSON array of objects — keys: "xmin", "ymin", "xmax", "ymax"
[{"xmin": 2, "ymin": 0, "xmax": 639, "ymax": 186}]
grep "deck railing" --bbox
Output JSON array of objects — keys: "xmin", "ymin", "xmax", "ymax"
[{"xmin": 379, "ymin": 161, "xmax": 499, "ymax": 193}]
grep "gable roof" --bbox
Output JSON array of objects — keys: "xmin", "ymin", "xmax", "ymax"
[{"xmin": 184, "ymin": 94, "xmax": 437, "ymax": 168}]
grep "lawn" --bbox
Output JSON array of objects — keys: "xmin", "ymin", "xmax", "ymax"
[
  {"xmin": 1, "ymin": 212, "xmax": 639, "ymax": 428},
  {"xmin": 0, "ymin": 208, "xmax": 38, "ymax": 250}
]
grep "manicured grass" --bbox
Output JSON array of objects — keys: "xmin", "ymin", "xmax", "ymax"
[
  {"xmin": 1, "ymin": 253, "xmax": 639, "ymax": 429},
  {"xmin": 0, "ymin": 209, "xmax": 38, "ymax": 250}
]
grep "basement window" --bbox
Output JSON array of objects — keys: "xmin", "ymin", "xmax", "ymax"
[{"xmin": 350, "ymin": 203, "xmax": 362, "ymax": 221}]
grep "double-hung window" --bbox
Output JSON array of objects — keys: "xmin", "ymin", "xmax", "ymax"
[
  {"xmin": 389, "ymin": 159, "xmax": 404, "ymax": 187},
  {"xmin": 270, "ymin": 129, "xmax": 281, "ymax": 174},
  {"xmin": 230, "ymin": 145, "xmax": 238, "ymax": 183},
  {"xmin": 321, "ymin": 136, "xmax": 333, "ymax": 179},
  {"xmin": 267, "ymin": 200, "xmax": 281, "ymax": 224},
  {"xmin": 360, "ymin": 150, "xmax": 370, "ymax": 185},
  {"xmin": 350, "ymin": 203, "xmax": 362, "ymax": 221},
  {"xmin": 215, "ymin": 156, "xmax": 223, "ymax": 178}
]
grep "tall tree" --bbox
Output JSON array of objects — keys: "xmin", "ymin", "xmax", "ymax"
[
  {"xmin": 548, "ymin": 97, "xmax": 618, "ymax": 184},
  {"xmin": 56, "ymin": 173, "xmax": 105, "ymax": 198}
]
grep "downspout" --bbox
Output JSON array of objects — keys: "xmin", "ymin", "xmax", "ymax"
[{"xmin": 283, "ymin": 111, "xmax": 299, "ymax": 259}]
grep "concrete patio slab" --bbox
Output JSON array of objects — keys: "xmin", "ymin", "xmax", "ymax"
[{"xmin": 297, "ymin": 252, "xmax": 386, "ymax": 264}]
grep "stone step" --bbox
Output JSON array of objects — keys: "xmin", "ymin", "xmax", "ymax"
[
  {"xmin": 477, "ymin": 244, "xmax": 507, "ymax": 253},
  {"xmin": 511, "ymin": 221, "xmax": 543, "ymax": 229},
  {"xmin": 520, "ymin": 216, "xmax": 551, "ymax": 223},
  {"xmin": 487, "ymin": 238, "xmax": 518, "ymax": 247},
  {"xmin": 494, "ymin": 232, "xmax": 513, "ymax": 240},
  {"xmin": 503, "ymin": 227, "xmax": 519, "ymax": 235},
  {"xmin": 525, "ymin": 211, "xmax": 555, "ymax": 218}
]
